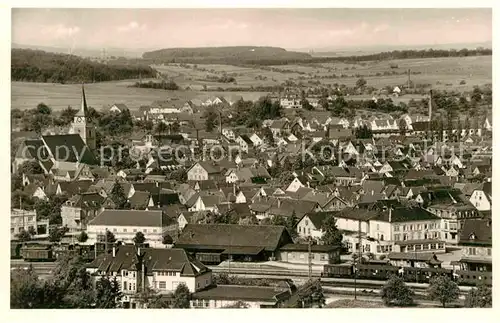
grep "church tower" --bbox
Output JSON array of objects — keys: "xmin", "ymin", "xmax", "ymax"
[{"xmin": 71, "ymin": 84, "xmax": 96, "ymax": 150}]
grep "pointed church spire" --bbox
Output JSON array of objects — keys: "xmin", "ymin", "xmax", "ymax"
[{"xmin": 76, "ymin": 83, "xmax": 88, "ymax": 117}]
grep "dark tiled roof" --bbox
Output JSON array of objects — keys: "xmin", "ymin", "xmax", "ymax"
[
  {"xmin": 129, "ymin": 191, "xmax": 151, "ymax": 209},
  {"xmin": 279, "ymin": 243, "xmax": 340, "ymax": 252},
  {"xmin": 88, "ymin": 209, "xmax": 168, "ymax": 227},
  {"xmin": 239, "ymin": 134, "xmax": 253, "ymax": 145},
  {"xmin": 58, "ymin": 180, "xmax": 93, "ymax": 196},
  {"xmin": 16, "ymin": 139, "xmax": 49, "ymax": 160},
  {"xmin": 377, "ymin": 206, "xmax": 440, "ymax": 223},
  {"xmin": 192, "ymin": 285, "xmax": 290, "ymax": 302},
  {"xmin": 66, "ymin": 192, "xmax": 105, "ymax": 208},
  {"xmin": 42, "ymin": 134, "xmax": 97, "ymax": 165},
  {"xmin": 459, "ymin": 218, "xmax": 492, "ymax": 246},
  {"xmin": 388, "ymin": 252, "xmax": 441, "ymax": 262},
  {"xmin": 88, "ymin": 245, "xmax": 209, "ymax": 277},
  {"xmin": 175, "ymin": 224, "xmax": 292, "ymax": 252},
  {"xmin": 302, "ymin": 212, "xmax": 331, "ymax": 229},
  {"xmin": 332, "ymin": 208, "xmax": 378, "ymax": 222}
]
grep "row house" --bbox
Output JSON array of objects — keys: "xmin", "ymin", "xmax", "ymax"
[
  {"xmin": 86, "ymin": 209, "xmax": 173, "ymax": 247},
  {"xmin": 280, "ymin": 97, "xmax": 301, "ymax": 109},
  {"xmin": 11, "ymin": 209, "xmax": 49, "ymax": 239}
]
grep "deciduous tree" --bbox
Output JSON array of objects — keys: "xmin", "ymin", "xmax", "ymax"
[
  {"xmin": 105, "ymin": 229, "xmax": 117, "ymax": 243},
  {"xmin": 16, "ymin": 229, "xmax": 32, "ymax": 242},
  {"xmin": 427, "ymin": 276, "xmax": 459, "ymax": 308},
  {"xmin": 155, "ymin": 121, "xmax": 168, "ymax": 137},
  {"xmin": 110, "ymin": 181, "xmax": 129, "ymax": 209},
  {"xmin": 204, "ymin": 107, "xmax": 219, "ymax": 133},
  {"xmin": 77, "ymin": 231, "xmax": 88, "ymax": 243},
  {"xmin": 380, "ymin": 275, "xmax": 415, "ymax": 306},
  {"xmin": 464, "ymin": 283, "xmax": 492, "ymax": 308},
  {"xmin": 133, "ymin": 231, "xmax": 146, "ymax": 244},
  {"xmin": 321, "ymin": 216, "xmax": 343, "ymax": 247},
  {"xmin": 162, "ymin": 234, "xmax": 173, "ymax": 245},
  {"xmin": 95, "ymin": 276, "xmax": 122, "ymax": 308},
  {"xmin": 294, "ymin": 279, "xmax": 325, "ymax": 308},
  {"xmin": 172, "ymin": 283, "xmax": 191, "ymax": 308}
]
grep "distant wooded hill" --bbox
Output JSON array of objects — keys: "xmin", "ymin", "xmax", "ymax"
[
  {"xmin": 142, "ymin": 46, "xmax": 312, "ymax": 65},
  {"xmin": 11, "ymin": 49, "xmax": 156, "ymax": 83},
  {"xmin": 143, "ymin": 46, "xmax": 492, "ymax": 65}
]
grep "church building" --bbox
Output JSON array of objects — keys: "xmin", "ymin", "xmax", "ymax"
[{"xmin": 13, "ymin": 85, "xmax": 99, "ymax": 179}]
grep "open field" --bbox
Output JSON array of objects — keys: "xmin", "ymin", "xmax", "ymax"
[
  {"xmin": 154, "ymin": 55, "xmax": 491, "ymax": 92},
  {"xmin": 11, "ymin": 55, "xmax": 491, "ymax": 111},
  {"xmin": 301, "ymin": 56, "xmax": 491, "ymax": 91},
  {"xmin": 11, "ymin": 80, "xmax": 269, "ymax": 111},
  {"xmin": 153, "ymin": 63, "xmax": 290, "ymax": 89}
]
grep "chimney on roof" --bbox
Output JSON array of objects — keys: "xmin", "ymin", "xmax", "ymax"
[
  {"xmin": 278, "ymin": 199, "xmax": 281, "ymax": 208},
  {"xmin": 389, "ymin": 207, "xmax": 392, "ymax": 223},
  {"xmin": 112, "ymin": 245, "xmax": 116, "ymax": 258},
  {"xmin": 137, "ymin": 247, "xmax": 141, "ymax": 256}
]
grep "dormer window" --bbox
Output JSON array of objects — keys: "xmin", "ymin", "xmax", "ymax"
[{"xmin": 469, "ymin": 233, "xmax": 476, "ymax": 240}]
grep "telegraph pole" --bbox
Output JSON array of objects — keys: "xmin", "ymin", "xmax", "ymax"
[
  {"xmin": 354, "ymin": 220, "xmax": 361, "ymax": 300},
  {"xmin": 415, "ymin": 242, "xmax": 418, "ymax": 283},
  {"xmin": 308, "ymin": 238, "xmax": 312, "ymax": 281}
]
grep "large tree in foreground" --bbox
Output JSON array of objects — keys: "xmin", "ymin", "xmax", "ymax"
[
  {"xmin": 321, "ymin": 216, "xmax": 343, "ymax": 247},
  {"xmin": 294, "ymin": 279, "xmax": 326, "ymax": 308},
  {"xmin": 380, "ymin": 275, "xmax": 415, "ymax": 306},
  {"xmin": 95, "ymin": 276, "xmax": 122, "ymax": 308},
  {"xmin": 172, "ymin": 283, "xmax": 191, "ymax": 308},
  {"xmin": 133, "ymin": 231, "xmax": 146, "ymax": 244},
  {"xmin": 464, "ymin": 283, "xmax": 492, "ymax": 308},
  {"xmin": 427, "ymin": 276, "xmax": 460, "ymax": 308}
]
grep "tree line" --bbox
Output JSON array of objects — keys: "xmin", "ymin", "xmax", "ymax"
[
  {"xmin": 311, "ymin": 48, "xmax": 492, "ymax": 64},
  {"xmin": 381, "ymin": 274, "xmax": 491, "ymax": 308},
  {"xmin": 131, "ymin": 80, "xmax": 179, "ymax": 90},
  {"xmin": 12, "ymin": 49, "xmax": 156, "ymax": 83},
  {"xmin": 141, "ymin": 47, "xmax": 491, "ymax": 66}
]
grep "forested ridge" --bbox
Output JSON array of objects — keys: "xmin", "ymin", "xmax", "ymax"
[
  {"xmin": 11, "ymin": 49, "xmax": 156, "ymax": 83},
  {"xmin": 142, "ymin": 46, "xmax": 492, "ymax": 65}
]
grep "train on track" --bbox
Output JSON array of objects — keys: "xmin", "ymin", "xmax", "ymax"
[
  {"xmin": 322, "ymin": 263, "xmax": 492, "ymax": 287},
  {"xmin": 11, "ymin": 241, "xmax": 104, "ymax": 262}
]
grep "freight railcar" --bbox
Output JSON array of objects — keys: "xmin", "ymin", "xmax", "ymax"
[{"xmin": 21, "ymin": 243, "xmax": 55, "ymax": 262}]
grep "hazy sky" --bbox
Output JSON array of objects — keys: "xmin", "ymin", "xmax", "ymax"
[{"xmin": 12, "ymin": 8, "xmax": 492, "ymax": 50}]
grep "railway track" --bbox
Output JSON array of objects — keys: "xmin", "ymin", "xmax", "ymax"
[
  {"xmin": 10, "ymin": 261, "xmax": 474, "ymax": 294},
  {"xmin": 11, "ymin": 260, "xmax": 58, "ymax": 277},
  {"xmin": 209, "ymin": 265, "xmax": 474, "ymax": 292}
]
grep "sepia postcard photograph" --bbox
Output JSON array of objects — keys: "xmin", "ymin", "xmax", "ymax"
[{"xmin": 4, "ymin": 2, "xmax": 496, "ymax": 315}]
